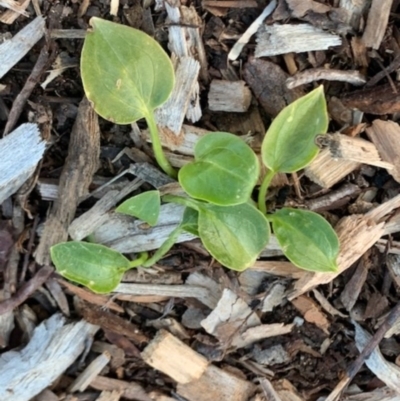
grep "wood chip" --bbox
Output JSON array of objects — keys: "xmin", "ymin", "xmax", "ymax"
[
  {"xmin": 255, "ymin": 24, "xmax": 341, "ymax": 58},
  {"xmin": 285, "ymin": 0, "xmax": 330, "ymax": 18},
  {"xmin": 142, "ymin": 329, "xmax": 208, "ymax": 384},
  {"xmin": 243, "ymin": 58, "xmax": 304, "ymax": 118},
  {"xmin": 208, "ymin": 80, "xmax": 252, "ymax": 112},
  {"xmin": 75, "ymin": 299, "xmax": 148, "ymax": 345},
  {"xmin": 68, "ymin": 351, "xmax": 111, "ymax": 393},
  {"xmin": 291, "ymin": 295, "xmax": 330, "ymax": 334},
  {"xmin": 178, "ymin": 364, "xmax": 255, "ymax": 401},
  {"xmin": 343, "ymin": 387, "xmax": 400, "ymax": 401},
  {"xmin": 201, "ymin": 289, "xmax": 261, "ymax": 347},
  {"xmin": 155, "ymin": 57, "xmax": 200, "ymax": 140},
  {"xmin": 366, "ymin": 120, "xmax": 400, "ymax": 183},
  {"xmin": 361, "ymin": 0, "xmax": 392, "ymax": 49},
  {"xmin": 233, "ymin": 323, "xmax": 294, "ymax": 349},
  {"xmin": 259, "ymin": 378, "xmax": 283, "ymax": 401},
  {"xmin": 115, "ymin": 283, "xmax": 216, "ymax": 309},
  {"xmin": 0, "ymin": 0, "xmax": 29, "ymax": 14},
  {"xmin": 90, "ymin": 376, "xmax": 151, "ymax": 401},
  {"xmin": 286, "ymin": 68, "xmax": 366, "ymax": 89},
  {"xmin": 0, "ymin": 314, "xmax": 98, "ymax": 401},
  {"xmin": 340, "ymin": 253, "xmax": 371, "ymax": 311},
  {"xmin": 341, "ymin": 82, "xmax": 400, "ymax": 115},
  {"xmin": 304, "ymin": 148, "xmax": 361, "ymax": 189},
  {"xmin": 0, "ymin": 0, "xmax": 30, "ymax": 24},
  {"xmin": 318, "ymin": 133, "xmax": 394, "ymax": 170},
  {"xmin": 0, "ymin": 16, "xmax": 45, "ymax": 79},
  {"xmin": 0, "ymin": 123, "xmax": 45, "ymax": 204},
  {"xmin": 142, "ymin": 330, "xmax": 255, "ymax": 401}
]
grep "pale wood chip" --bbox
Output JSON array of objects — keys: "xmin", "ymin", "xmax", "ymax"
[
  {"xmin": 304, "ymin": 148, "xmax": 361, "ymax": 189},
  {"xmin": 255, "ymin": 24, "xmax": 341, "ymax": 58},
  {"xmin": 366, "ymin": 120, "xmax": 400, "ymax": 183},
  {"xmin": 286, "ymin": 68, "xmax": 366, "ymax": 89},
  {"xmin": 208, "ymin": 80, "xmax": 252, "ymax": 112},
  {"xmin": 0, "ymin": 314, "xmax": 98, "ymax": 401},
  {"xmin": 200, "ymin": 288, "xmax": 260, "ymax": 346},
  {"xmin": 0, "ymin": 123, "xmax": 45, "ymax": 204},
  {"xmin": 362, "ymin": 0, "xmax": 392, "ymax": 49},
  {"xmin": 141, "ymin": 330, "xmax": 208, "ymax": 384},
  {"xmin": 68, "ymin": 351, "xmax": 111, "ymax": 393},
  {"xmin": 0, "ymin": 16, "xmax": 45, "ymax": 79}
]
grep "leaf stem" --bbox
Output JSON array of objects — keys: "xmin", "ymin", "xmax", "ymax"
[
  {"xmin": 258, "ymin": 169, "xmax": 275, "ymax": 214},
  {"xmin": 142, "ymin": 226, "xmax": 183, "ymax": 267},
  {"xmin": 145, "ymin": 112, "xmax": 177, "ymax": 179},
  {"xmin": 128, "ymin": 251, "xmax": 149, "ymax": 269}
]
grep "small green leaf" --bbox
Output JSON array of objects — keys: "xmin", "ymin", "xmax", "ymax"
[
  {"xmin": 180, "ymin": 207, "xmax": 199, "ymax": 236},
  {"xmin": 50, "ymin": 242, "xmax": 131, "ymax": 293},
  {"xmin": 262, "ymin": 86, "xmax": 328, "ymax": 173},
  {"xmin": 81, "ymin": 17, "xmax": 174, "ymax": 124},
  {"xmin": 269, "ymin": 208, "xmax": 339, "ymax": 272},
  {"xmin": 198, "ymin": 203, "xmax": 270, "ymax": 271},
  {"xmin": 179, "ymin": 132, "xmax": 259, "ymax": 206},
  {"xmin": 116, "ymin": 191, "xmax": 160, "ymax": 226}
]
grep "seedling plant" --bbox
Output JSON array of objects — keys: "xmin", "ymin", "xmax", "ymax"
[{"xmin": 51, "ymin": 18, "xmax": 340, "ymax": 294}]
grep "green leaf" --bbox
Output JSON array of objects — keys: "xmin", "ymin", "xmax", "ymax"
[
  {"xmin": 50, "ymin": 241, "xmax": 131, "ymax": 293},
  {"xmin": 81, "ymin": 17, "xmax": 174, "ymax": 124},
  {"xmin": 262, "ymin": 86, "xmax": 328, "ymax": 173},
  {"xmin": 180, "ymin": 207, "xmax": 199, "ymax": 236},
  {"xmin": 179, "ymin": 132, "xmax": 259, "ymax": 206},
  {"xmin": 116, "ymin": 191, "xmax": 160, "ymax": 226},
  {"xmin": 198, "ymin": 203, "xmax": 270, "ymax": 271},
  {"xmin": 269, "ymin": 208, "xmax": 339, "ymax": 272}
]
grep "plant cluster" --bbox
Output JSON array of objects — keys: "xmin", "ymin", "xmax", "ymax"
[{"xmin": 51, "ymin": 18, "xmax": 339, "ymax": 294}]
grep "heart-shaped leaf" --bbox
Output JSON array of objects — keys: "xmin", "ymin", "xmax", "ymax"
[
  {"xmin": 81, "ymin": 17, "xmax": 174, "ymax": 124},
  {"xmin": 269, "ymin": 208, "xmax": 339, "ymax": 272},
  {"xmin": 198, "ymin": 203, "xmax": 270, "ymax": 271},
  {"xmin": 262, "ymin": 86, "xmax": 328, "ymax": 173},
  {"xmin": 51, "ymin": 241, "xmax": 131, "ymax": 293},
  {"xmin": 116, "ymin": 190, "xmax": 160, "ymax": 226},
  {"xmin": 179, "ymin": 132, "xmax": 259, "ymax": 206}
]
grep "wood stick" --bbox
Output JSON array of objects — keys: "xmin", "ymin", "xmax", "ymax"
[
  {"xmin": 35, "ymin": 97, "xmax": 100, "ymax": 265},
  {"xmin": 0, "ymin": 265, "xmax": 54, "ymax": 315},
  {"xmin": 0, "ymin": 16, "xmax": 45, "ymax": 79}
]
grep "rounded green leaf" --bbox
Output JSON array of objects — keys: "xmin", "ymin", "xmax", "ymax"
[
  {"xmin": 179, "ymin": 132, "xmax": 260, "ymax": 206},
  {"xmin": 269, "ymin": 208, "xmax": 339, "ymax": 272},
  {"xmin": 81, "ymin": 17, "xmax": 175, "ymax": 124},
  {"xmin": 198, "ymin": 203, "xmax": 270, "ymax": 271},
  {"xmin": 262, "ymin": 86, "xmax": 328, "ymax": 173},
  {"xmin": 50, "ymin": 241, "xmax": 131, "ymax": 293},
  {"xmin": 116, "ymin": 191, "xmax": 160, "ymax": 226}
]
